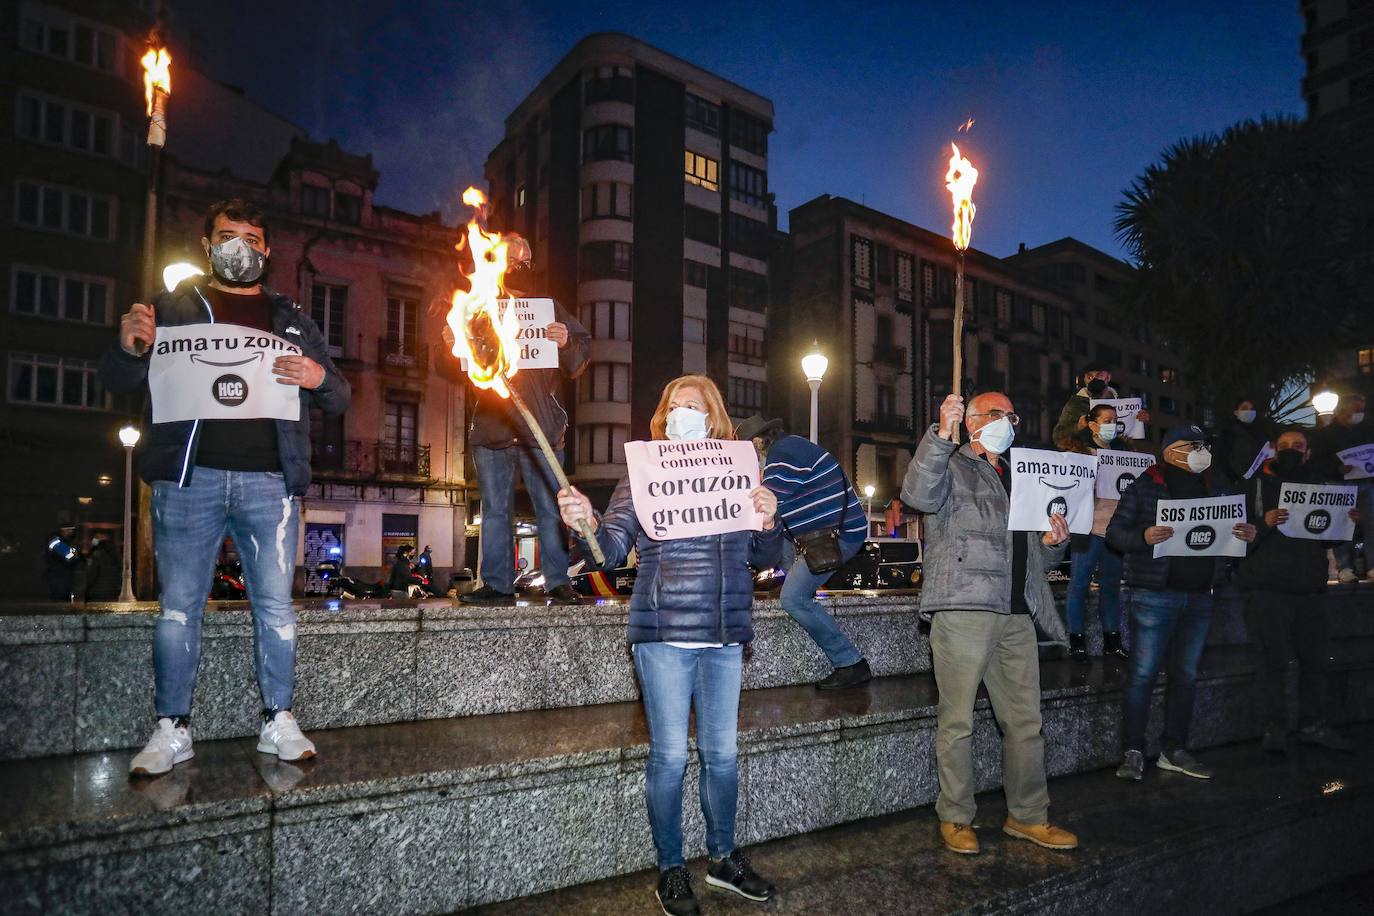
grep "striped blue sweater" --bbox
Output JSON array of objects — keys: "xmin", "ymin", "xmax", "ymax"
[{"xmin": 762, "ymin": 435, "xmax": 868, "ymax": 552}]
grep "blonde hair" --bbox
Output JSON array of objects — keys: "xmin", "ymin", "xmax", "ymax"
[{"xmin": 649, "ymin": 375, "xmax": 733, "ymax": 441}]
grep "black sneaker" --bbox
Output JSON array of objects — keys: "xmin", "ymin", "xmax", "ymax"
[
  {"xmin": 1102, "ymin": 631, "xmax": 1128, "ymax": 659},
  {"xmin": 1069, "ymin": 633, "xmax": 1089, "ymax": 665},
  {"xmin": 816, "ymin": 658, "xmax": 872, "ymax": 690},
  {"xmin": 656, "ymin": 866, "xmax": 700, "ymax": 916},
  {"xmin": 545, "ymin": 584, "xmax": 583, "ymax": 605},
  {"xmin": 459, "ymin": 585, "xmax": 516, "ymax": 606},
  {"xmin": 1298, "ymin": 722, "xmax": 1354, "ymax": 753},
  {"xmin": 706, "ymin": 849, "xmax": 776, "ymax": 902}
]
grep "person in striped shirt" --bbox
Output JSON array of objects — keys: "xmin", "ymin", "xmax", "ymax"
[{"xmin": 737, "ymin": 415, "xmax": 872, "ymax": 689}]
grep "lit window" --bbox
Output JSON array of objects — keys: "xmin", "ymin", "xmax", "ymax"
[{"xmin": 684, "ymin": 150, "xmax": 719, "ymax": 191}]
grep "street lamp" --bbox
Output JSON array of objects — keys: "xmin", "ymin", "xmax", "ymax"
[
  {"xmin": 1312, "ymin": 390, "xmax": 1340, "ymax": 420},
  {"xmin": 862, "ymin": 484, "xmax": 876, "ymax": 518},
  {"xmin": 801, "ymin": 343, "xmax": 828, "ymax": 444},
  {"xmin": 117, "ymin": 425, "xmax": 141, "ymax": 603}
]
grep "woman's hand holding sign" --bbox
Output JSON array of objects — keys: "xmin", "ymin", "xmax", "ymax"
[
  {"xmin": 273, "ymin": 355, "xmax": 324, "ymax": 389},
  {"xmin": 120, "ymin": 303, "xmax": 157, "ymax": 356},
  {"xmin": 752, "ymin": 486, "xmax": 778, "ymax": 530},
  {"xmin": 1234, "ymin": 522, "xmax": 1257, "ymax": 543},
  {"xmin": 1264, "ymin": 508, "xmax": 1289, "ymax": 527},
  {"xmin": 557, "ymin": 487, "xmax": 598, "ymax": 533}
]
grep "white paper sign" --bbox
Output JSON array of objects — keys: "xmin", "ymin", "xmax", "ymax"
[
  {"xmin": 1244, "ymin": 443, "xmax": 1276, "ymax": 480},
  {"xmin": 457, "ymin": 298, "xmax": 558, "ymax": 371},
  {"xmin": 1277, "ymin": 483, "xmax": 1357, "ymax": 541},
  {"xmin": 148, "ymin": 322, "xmax": 301, "ymax": 423},
  {"xmin": 623, "ymin": 439, "xmax": 763, "ymax": 540},
  {"xmin": 1337, "ymin": 443, "xmax": 1374, "ymax": 481},
  {"xmin": 1007, "ymin": 447, "xmax": 1098, "ymax": 534},
  {"xmin": 1153, "ymin": 495, "xmax": 1247, "ymax": 558},
  {"xmin": 1095, "ymin": 450, "xmax": 1155, "ymax": 500},
  {"xmin": 1090, "ymin": 398, "xmax": 1146, "ymax": 439}
]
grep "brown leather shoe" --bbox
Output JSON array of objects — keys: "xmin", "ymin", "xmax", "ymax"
[
  {"xmin": 939, "ymin": 821, "xmax": 980, "ymax": 854},
  {"xmin": 1003, "ymin": 818, "xmax": 1079, "ymax": 850}
]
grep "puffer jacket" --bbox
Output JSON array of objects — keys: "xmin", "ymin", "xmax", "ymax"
[
  {"xmin": 1105, "ymin": 464, "xmax": 1234, "ymax": 591},
  {"xmin": 98, "ymin": 284, "xmax": 351, "ymax": 496},
  {"xmin": 1052, "ymin": 385, "xmax": 1118, "ymax": 451},
  {"xmin": 578, "ymin": 476, "xmax": 784, "ymax": 645},
  {"xmin": 900, "ymin": 426, "xmax": 1067, "ymax": 622},
  {"xmin": 1237, "ymin": 462, "xmax": 1340, "ymax": 595}
]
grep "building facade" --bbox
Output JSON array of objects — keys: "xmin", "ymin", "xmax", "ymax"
[{"xmin": 484, "ymin": 32, "xmax": 775, "ymax": 503}]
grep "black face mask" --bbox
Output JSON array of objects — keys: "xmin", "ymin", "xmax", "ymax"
[
  {"xmin": 1086, "ymin": 378, "xmax": 1107, "ymax": 396},
  {"xmin": 1274, "ymin": 449, "xmax": 1305, "ymax": 475}
]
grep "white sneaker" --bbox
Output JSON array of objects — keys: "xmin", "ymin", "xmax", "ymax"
[
  {"xmin": 129, "ymin": 717, "xmax": 194, "ymax": 776},
  {"xmin": 1338, "ymin": 568, "xmax": 1359, "ymax": 584},
  {"xmin": 257, "ymin": 710, "xmax": 316, "ymax": 761}
]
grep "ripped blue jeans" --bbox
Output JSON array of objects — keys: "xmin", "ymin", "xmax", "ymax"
[{"xmin": 152, "ymin": 468, "xmax": 299, "ymax": 717}]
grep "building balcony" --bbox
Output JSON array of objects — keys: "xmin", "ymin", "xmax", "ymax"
[
  {"xmin": 379, "ymin": 337, "xmax": 428, "ymax": 377},
  {"xmin": 857, "ymin": 413, "xmax": 913, "ymax": 435},
  {"xmin": 315, "ymin": 439, "xmax": 432, "ymax": 481},
  {"xmin": 873, "ymin": 344, "xmax": 907, "ymax": 368}
]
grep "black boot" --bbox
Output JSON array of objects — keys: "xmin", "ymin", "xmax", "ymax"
[
  {"xmin": 1102, "ymin": 631, "xmax": 1128, "ymax": 659},
  {"xmin": 816, "ymin": 658, "xmax": 872, "ymax": 690},
  {"xmin": 1069, "ymin": 633, "xmax": 1089, "ymax": 664}
]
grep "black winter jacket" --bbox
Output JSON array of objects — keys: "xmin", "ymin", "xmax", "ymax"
[
  {"xmin": 98, "ymin": 285, "xmax": 351, "ymax": 496},
  {"xmin": 578, "ymin": 476, "xmax": 783, "ymax": 645},
  {"xmin": 1214, "ymin": 416, "xmax": 1270, "ymax": 485},
  {"xmin": 1237, "ymin": 463, "xmax": 1340, "ymax": 594},
  {"xmin": 1105, "ymin": 464, "xmax": 1235, "ymax": 591}
]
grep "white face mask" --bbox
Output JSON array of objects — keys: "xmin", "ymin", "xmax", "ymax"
[
  {"xmin": 974, "ymin": 416, "xmax": 1015, "ymax": 454},
  {"xmin": 1097, "ymin": 422, "xmax": 1118, "ymax": 442},
  {"xmin": 665, "ymin": 406, "xmax": 709, "ymax": 441},
  {"xmin": 1352, "ymin": 412, "xmax": 1367, "ymax": 425},
  {"xmin": 1186, "ymin": 447, "xmax": 1212, "ymax": 473},
  {"xmin": 1234, "ymin": 409, "xmax": 1256, "ymax": 424}
]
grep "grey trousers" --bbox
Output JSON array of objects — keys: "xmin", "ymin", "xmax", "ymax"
[{"xmin": 929, "ymin": 611, "xmax": 1051, "ymax": 825}]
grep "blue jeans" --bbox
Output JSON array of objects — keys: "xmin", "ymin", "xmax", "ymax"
[
  {"xmin": 780, "ymin": 553, "xmax": 863, "ymax": 668},
  {"xmin": 152, "ymin": 469, "xmax": 299, "ymax": 717},
  {"xmin": 472, "ymin": 444, "xmax": 569, "ymax": 593},
  {"xmin": 1065, "ymin": 535, "xmax": 1122, "ymax": 634},
  {"xmin": 633, "ymin": 642, "xmax": 743, "ymax": 869},
  {"xmin": 1121, "ymin": 588, "xmax": 1214, "ymax": 755}
]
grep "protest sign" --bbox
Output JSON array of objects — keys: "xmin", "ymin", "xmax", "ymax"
[
  {"xmin": 624, "ymin": 439, "xmax": 763, "ymax": 540},
  {"xmin": 457, "ymin": 298, "xmax": 558, "ymax": 371},
  {"xmin": 1244, "ymin": 443, "xmax": 1276, "ymax": 480},
  {"xmin": 1095, "ymin": 450, "xmax": 1155, "ymax": 500},
  {"xmin": 148, "ymin": 322, "xmax": 301, "ymax": 424},
  {"xmin": 1153, "ymin": 494, "xmax": 1247, "ymax": 559},
  {"xmin": 1277, "ymin": 482, "xmax": 1357, "ymax": 541},
  {"xmin": 1090, "ymin": 397, "xmax": 1146, "ymax": 439},
  {"xmin": 1337, "ymin": 443, "xmax": 1374, "ymax": 481},
  {"xmin": 1006, "ymin": 447, "xmax": 1097, "ymax": 534}
]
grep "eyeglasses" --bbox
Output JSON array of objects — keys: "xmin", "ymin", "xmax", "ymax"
[{"xmin": 969, "ymin": 410, "xmax": 1020, "ymax": 426}]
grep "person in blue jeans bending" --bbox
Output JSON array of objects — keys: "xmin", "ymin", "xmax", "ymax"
[
  {"xmin": 1106, "ymin": 425, "xmax": 1256, "ymax": 782},
  {"xmin": 558, "ymin": 376, "xmax": 782, "ymax": 916},
  {"xmin": 737, "ymin": 414, "xmax": 872, "ymax": 690},
  {"xmin": 100, "ymin": 199, "xmax": 351, "ymax": 776}
]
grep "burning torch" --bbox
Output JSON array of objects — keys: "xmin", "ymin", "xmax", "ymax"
[
  {"xmin": 945, "ymin": 143, "xmax": 978, "ymax": 398},
  {"xmin": 447, "ymin": 188, "xmax": 606, "ymax": 565},
  {"xmin": 138, "ymin": 37, "xmax": 172, "ymax": 353}
]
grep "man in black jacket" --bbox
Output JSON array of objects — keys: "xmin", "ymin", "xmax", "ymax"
[
  {"xmin": 1310, "ymin": 393, "xmax": 1374, "ymax": 583},
  {"xmin": 1239, "ymin": 428, "xmax": 1356, "ymax": 753},
  {"xmin": 1106, "ymin": 425, "xmax": 1256, "ymax": 782},
  {"xmin": 101, "ymin": 199, "xmax": 350, "ymax": 776},
  {"xmin": 1214, "ymin": 396, "xmax": 1270, "ymax": 484},
  {"xmin": 438, "ymin": 247, "xmax": 591, "ymax": 605}
]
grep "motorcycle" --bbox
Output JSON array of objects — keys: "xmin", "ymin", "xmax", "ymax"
[
  {"xmin": 210, "ymin": 561, "xmax": 247, "ymax": 600},
  {"xmin": 316, "ymin": 558, "xmax": 389, "ymax": 599}
]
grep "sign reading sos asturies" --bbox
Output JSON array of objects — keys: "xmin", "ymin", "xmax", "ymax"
[{"xmin": 1153, "ymin": 494, "xmax": 1247, "ymax": 559}]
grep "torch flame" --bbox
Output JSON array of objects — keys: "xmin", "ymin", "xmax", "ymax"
[
  {"xmin": 140, "ymin": 47, "xmax": 171, "ymax": 116},
  {"xmin": 446, "ymin": 187, "xmax": 521, "ymax": 397},
  {"xmin": 945, "ymin": 143, "xmax": 978, "ymax": 252}
]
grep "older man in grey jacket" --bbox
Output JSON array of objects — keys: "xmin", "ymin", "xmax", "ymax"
[{"xmin": 902, "ymin": 391, "xmax": 1079, "ymax": 856}]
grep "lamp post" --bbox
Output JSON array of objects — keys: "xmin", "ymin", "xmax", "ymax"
[
  {"xmin": 801, "ymin": 343, "xmax": 828, "ymax": 444},
  {"xmin": 117, "ymin": 425, "xmax": 141, "ymax": 603},
  {"xmin": 862, "ymin": 484, "xmax": 875, "ymax": 536},
  {"xmin": 1312, "ymin": 390, "xmax": 1339, "ymax": 424}
]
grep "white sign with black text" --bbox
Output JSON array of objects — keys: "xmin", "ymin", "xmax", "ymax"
[
  {"xmin": 457, "ymin": 298, "xmax": 559, "ymax": 371},
  {"xmin": 1095, "ymin": 450, "xmax": 1155, "ymax": 500},
  {"xmin": 1277, "ymin": 482, "xmax": 1357, "ymax": 541},
  {"xmin": 1006, "ymin": 447, "xmax": 1098, "ymax": 535},
  {"xmin": 1337, "ymin": 443, "xmax": 1374, "ymax": 481},
  {"xmin": 148, "ymin": 322, "xmax": 302, "ymax": 423},
  {"xmin": 1153, "ymin": 494, "xmax": 1247, "ymax": 559},
  {"xmin": 623, "ymin": 438, "xmax": 764, "ymax": 540},
  {"xmin": 1089, "ymin": 397, "xmax": 1146, "ymax": 439}
]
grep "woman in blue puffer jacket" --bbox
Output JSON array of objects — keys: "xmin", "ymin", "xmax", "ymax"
[{"xmin": 558, "ymin": 374, "xmax": 782, "ymax": 916}]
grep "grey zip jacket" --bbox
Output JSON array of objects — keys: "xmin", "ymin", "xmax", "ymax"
[{"xmin": 901, "ymin": 425, "xmax": 1068, "ymax": 626}]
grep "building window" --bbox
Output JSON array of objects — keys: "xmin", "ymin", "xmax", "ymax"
[
  {"xmin": 1073, "ymin": 335, "xmax": 1088, "ymax": 356},
  {"xmin": 334, "ymin": 191, "xmax": 361, "ymax": 225},
  {"xmin": 875, "ymin": 245, "xmax": 893, "ymax": 285},
  {"xmin": 683, "ymin": 316, "xmax": 705, "ymax": 344},
  {"xmin": 729, "ymin": 268, "xmax": 768, "ymax": 312},
  {"xmin": 728, "ymin": 212, "xmax": 770, "ymax": 260},
  {"xmin": 1095, "ymin": 306, "xmax": 1116, "ymax": 329},
  {"xmin": 728, "ymin": 376, "xmax": 766, "ymax": 414},
  {"xmin": 685, "ymin": 93, "xmax": 720, "ymax": 136},
  {"xmin": 684, "ymin": 150, "xmax": 719, "ymax": 191},
  {"xmin": 1360, "ymin": 349, "xmax": 1374, "ymax": 375},
  {"xmin": 684, "ymin": 205, "xmax": 720, "ymax": 246},
  {"xmin": 584, "ymin": 65, "xmax": 634, "ymax": 104},
  {"xmin": 1012, "ymin": 296, "xmax": 1030, "ymax": 328},
  {"xmin": 728, "ymin": 321, "xmax": 765, "ymax": 365},
  {"xmin": 12, "ymin": 266, "xmax": 110, "ymax": 325},
  {"xmin": 1160, "ymin": 365, "xmax": 1179, "ymax": 384},
  {"xmin": 728, "ymin": 161, "xmax": 767, "ymax": 208},
  {"xmin": 729, "ymin": 111, "xmax": 768, "ymax": 155},
  {"xmin": 1031, "ymin": 302, "xmax": 1046, "ymax": 334},
  {"xmin": 582, "ymin": 124, "xmax": 632, "ymax": 163},
  {"xmin": 515, "ymin": 185, "xmax": 526, "ymax": 208},
  {"xmin": 683, "ymin": 259, "xmax": 710, "ymax": 288},
  {"xmin": 310, "ymin": 282, "xmax": 347, "ymax": 355},
  {"xmin": 876, "ymin": 383, "xmax": 896, "ymax": 419},
  {"xmin": 921, "ymin": 262, "xmax": 935, "ymax": 301},
  {"xmin": 578, "ymin": 300, "xmax": 630, "ymax": 340},
  {"xmin": 580, "ymin": 362, "xmax": 630, "ymax": 403},
  {"xmin": 581, "ymin": 181, "xmax": 632, "ymax": 221},
  {"xmin": 852, "ymin": 236, "xmax": 873, "ymax": 290},
  {"xmin": 301, "ymin": 184, "xmax": 330, "ymax": 218},
  {"xmin": 1059, "ymin": 262, "xmax": 1086, "ymax": 283},
  {"xmin": 1047, "ymin": 308, "xmax": 1065, "ymax": 339},
  {"xmin": 1132, "ymin": 354, "xmax": 1152, "ymax": 376},
  {"xmin": 1159, "ymin": 395, "xmax": 1178, "ymax": 414},
  {"xmin": 896, "ymin": 253, "xmax": 914, "ymax": 301},
  {"xmin": 17, "ymin": 92, "xmax": 114, "ymax": 156},
  {"xmin": 579, "ymin": 241, "xmax": 633, "ymax": 280},
  {"xmin": 15, "ymin": 179, "xmax": 113, "ymax": 240},
  {"xmin": 383, "ymin": 398, "xmax": 419, "ymax": 464},
  {"xmin": 20, "ymin": 10, "xmax": 118, "ymax": 72},
  {"xmin": 577, "ymin": 423, "xmax": 630, "ymax": 465},
  {"xmin": 309, "ymin": 406, "xmax": 344, "ymax": 471},
  {"xmin": 995, "ymin": 289, "xmax": 1011, "ymax": 327},
  {"xmin": 385, "ymin": 291, "xmax": 420, "ymax": 359},
  {"xmin": 8, "ymin": 352, "xmax": 107, "ymax": 409}
]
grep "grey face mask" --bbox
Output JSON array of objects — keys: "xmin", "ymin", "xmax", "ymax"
[{"xmin": 208, "ymin": 236, "xmax": 267, "ymax": 284}]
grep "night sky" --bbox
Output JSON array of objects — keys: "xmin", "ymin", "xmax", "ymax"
[{"xmin": 172, "ymin": 0, "xmax": 1303, "ymax": 260}]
